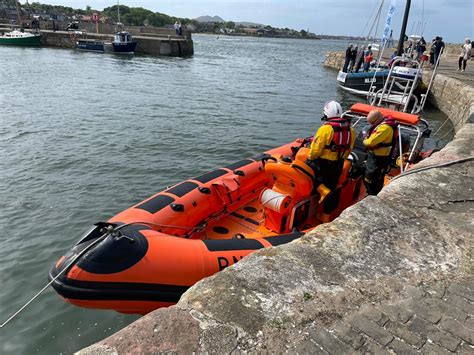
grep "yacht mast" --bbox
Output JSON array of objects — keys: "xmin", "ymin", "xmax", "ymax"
[
  {"xmin": 396, "ymin": 0, "xmax": 411, "ymax": 56},
  {"xmin": 15, "ymin": 0, "xmax": 21, "ymax": 28},
  {"xmin": 117, "ymin": 0, "xmax": 120, "ymax": 24}
]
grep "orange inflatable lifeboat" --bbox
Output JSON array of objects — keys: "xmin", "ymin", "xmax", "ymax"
[{"xmin": 49, "ymin": 104, "xmax": 433, "ymax": 315}]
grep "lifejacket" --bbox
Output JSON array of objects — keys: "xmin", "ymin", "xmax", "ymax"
[
  {"xmin": 324, "ymin": 117, "xmax": 352, "ymax": 159},
  {"xmin": 366, "ymin": 116, "xmax": 399, "ymax": 157},
  {"xmin": 375, "ymin": 116, "xmax": 398, "ymax": 149}
]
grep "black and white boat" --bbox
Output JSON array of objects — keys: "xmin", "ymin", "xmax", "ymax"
[
  {"xmin": 76, "ymin": 31, "xmax": 137, "ymax": 54},
  {"xmin": 337, "ymin": 66, "xmax": 421, "ymax": 96},
  {"xmin": 108, "ymin": 31, "xmax": 137, "ymax": 54}
]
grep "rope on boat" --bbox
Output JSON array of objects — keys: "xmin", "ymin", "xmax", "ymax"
[
  {"xmin": 0, "ymin": 222, "xmax": 139, "ymax": 329},
  {"xmin": 432, "ymin": 115, "xmax": 453, "ymax": 137},
  {"xmin": 389, "ymin": 156, "xmax": 474, "ymax": 182}
]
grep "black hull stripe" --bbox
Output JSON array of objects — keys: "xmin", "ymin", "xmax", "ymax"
[
  {"xmin": 264, "ymin": 232, "xmax": 303, "ymax": 246},
  {"xmin": 49, "ymin": 271, "xmax": 188, "ymax": 302},
  {"xmin": 202, "ymin": 239, "xmax": 264, "ymax": 251}
]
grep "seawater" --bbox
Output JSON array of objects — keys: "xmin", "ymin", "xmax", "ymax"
[{"xmin": 0, "ymin": 34, "xmax": 453, "ymax": 354}]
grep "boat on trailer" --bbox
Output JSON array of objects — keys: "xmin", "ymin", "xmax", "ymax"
[{"xmin": 49, "ymin": 103, "xmax": 433, "ymax": 315}]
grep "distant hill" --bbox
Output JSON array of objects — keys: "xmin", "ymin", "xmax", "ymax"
[
  {"xmin": 236, "ymin": 21, "xmax": 264, "ymax": 27},
  {"xmin": 194, "ymin": 15, "xmax": 225, "ymax": 23}
]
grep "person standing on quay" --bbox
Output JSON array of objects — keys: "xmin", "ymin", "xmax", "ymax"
[
  {"xmin": 354, "ymin": 46, "xmax": 365, "ymax": 73},
  {"xmin": 432, "ymin": 36, "xmax": 445, "ymax": 68},
  {"xmin": 348, "ymin": 45, "xmax": 358, "ymax": 72},
  {"xmin": 415, "ymin": 36, "xmax": 426, "ymax": 61},
  {"xmin": 343, "ymin": 44, "xmax": 353, "ymax": 73},
  {"xmin": 458, "ymin": 38, "xmax": 472, "ymax": 72}
]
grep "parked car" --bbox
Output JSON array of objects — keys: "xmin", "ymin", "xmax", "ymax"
[{"xmin": 65, "ymin": 22, "xmax": 79, "ymax": 31}]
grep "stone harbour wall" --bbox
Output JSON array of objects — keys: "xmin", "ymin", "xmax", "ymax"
[
  {"xmin": 79, "ymin": 54, "xmax": 474, "ymax": 354},
  {"xmin": 428, "ymin": 73, "xmax": 474, "ymax": 132},
  {"xmin": 39, "ymin": 30, "xmax": 194, "ymax": 57},
  {"xmin": 324, "ymin": 51, "xmax": 346, "ymax": 72}
]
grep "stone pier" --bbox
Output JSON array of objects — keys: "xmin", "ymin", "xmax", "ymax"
[
  {"xmin": 79, "ymin": 54, "xmax": 473, "ymax": 354},
  {"xmin": 39, "ymin": 29, "xmax": 194, "ymax": 57}
]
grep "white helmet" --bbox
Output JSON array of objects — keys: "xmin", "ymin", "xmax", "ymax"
[{"xmin": 323, "ymin": 101, "xmax": 343, "ymax": 118}]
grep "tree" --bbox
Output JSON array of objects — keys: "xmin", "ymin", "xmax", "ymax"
[
  {"xmin": 224, "ymin": 21, "xmax": 235, "ymax": 29},
  {"xmin": 300, "ymin": 29, "xmax": 307, "ymax": 38}
]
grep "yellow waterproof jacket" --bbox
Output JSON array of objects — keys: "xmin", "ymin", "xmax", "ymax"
[
  {"xmin": 363, "ymin": 122, "xmax": 395, "ymax": 156},
  {"xmin": 308, "ymin": 123, "xmax": 356, "ymax": 161}
]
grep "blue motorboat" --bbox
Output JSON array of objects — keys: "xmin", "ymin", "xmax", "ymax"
[
  {"xmin": 109, "ymin": 31, "xmax": 137, "ymax": 54},
  {"xmin": 76, "ymin": 39, "xmax": 105, "ymax": 52}
]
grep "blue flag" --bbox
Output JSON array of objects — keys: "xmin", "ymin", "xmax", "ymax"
[{"xmin": 382, "ymin": 0, "xmax": 397, "ymax": 42}]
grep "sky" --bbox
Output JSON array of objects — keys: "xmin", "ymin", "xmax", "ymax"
[{"xmin": 43, "ymin": 0, "xmax": 473, "ymax": 43}]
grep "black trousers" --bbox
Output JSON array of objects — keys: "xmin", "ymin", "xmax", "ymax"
[
  {"xmin": 308, "ymin": 158, "xmax": 344, "ymax": 214},
  {"xmin": 458, "ymin": 57, "xmax": 468, "ymax": 70},
  {"xmin": 364, "ymin": 152, "xmax": 391, "ymax": 195}
]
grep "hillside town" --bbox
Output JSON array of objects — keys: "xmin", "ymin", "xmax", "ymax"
[{"xmin": 0, "ymin": 1, "xmax": 319, "ymax": 39}]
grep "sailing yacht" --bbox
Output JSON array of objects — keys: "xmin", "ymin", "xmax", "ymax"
[
  {"xmin": 0, "ymin": 1, "xmax": 41, "ymax": 46},
  {"xmin": 336, "ymin": 0, "xmax": 420, "ymax": 97}
]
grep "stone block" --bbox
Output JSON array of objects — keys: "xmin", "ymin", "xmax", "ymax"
[
  {"xmin": 422, "ymin": 285, "xmax": 447, "ymax": 299},
  {"xmin": 406, "ymin": 316, "xmax": 461, "ymax": 351},
  {"xmin": 420, "ymin": 341, "xmax": 452, "ymax": 354},
  {"xmin": 383, "ymin": 304, "xmax": 414, "ymax": 324},
  {"xmin": 357, "ymin": 338, "xmax": 392, "ymax": 355},
  {"xmin": 360, "ymin": 308, "xmax": 383, "ymax": 323},
  {"xmin": 386, "ymin": 338, "xmax": 419, "ymax": 354},
  {"xmin": 330, "ymin": 323, "xmax": 366, "ymax": 350},
  {"xmin": 350, "ymin": 316, "xmax": 394, "ymax": 347},
  {"xmin": 444, "ymin": 293, "xmax": 474, "ymax": 316},
  {"xmin": 409, "ymin": 301, "xmax": 442, "ymax": 324},
  {"xmin": 385, "ymin": 320, "xmax": 426, "ymax": 348},
  {"xmin": 438, "ymin": 317, "xmax": 474, "ymax": 344},
  {"xmin": 456, "ymin": 342, "xmax": 474, "ymax": 354},
  {"xmin": 291, "ymin": 339, "xmax": 327, "ymax": 354},
  {"xmin": 448, "ymin": 283, "xmax": 474, "ymax": 302},
  {"xmin": 308, "ymin": 328, "xmax": 354, "ymax": 354},
  {"xmin": 421, "ymin": 297, "xmax": 468, "ymax": 322}
]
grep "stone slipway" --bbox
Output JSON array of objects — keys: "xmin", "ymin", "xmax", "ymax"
[{"xmin": 79, "ymin": 56, "xmax": 474, "ymax": 354}]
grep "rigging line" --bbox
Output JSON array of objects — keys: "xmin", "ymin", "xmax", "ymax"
[
  {"xmin": 359, "ymin": 0, "xmax": 382, "ymax": 40},
  {"xmin": 422, "ymin": 0, "xmax": 424, "ymax": 33},
  {"xmin": 374, "ymin": 0, "xmax": 384, "ymax": 41},
  {"xmin": 366, "ymin": 0, "xmax": 384, "ymax": 41}
]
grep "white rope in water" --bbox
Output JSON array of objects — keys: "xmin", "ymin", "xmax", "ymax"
[
  {"xmin": 0, "ymin": 228, "xmax": 111, "ymax": 329},
  {"xmin": 0, "ymin": 221, "xmax": 192, "ymax": 329}
]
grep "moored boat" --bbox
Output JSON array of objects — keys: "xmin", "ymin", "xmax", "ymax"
[
  {"xmin": 49, "ymin": 103, "xmax": 433, "ymax": 315},
  {"xmin": 107, "ymin": 31, "xmax": 137, "ymax": 54},
  {"xmin": 0, "ymin": 30, "xmax": 41, "ymax": 46},
  {"xmin": 75, "ymin": 31, "xmax": 137, "ymax": 54},
  {"xmin": 75, "ymin": 39, "xmax": 105, "ymax": 52}
]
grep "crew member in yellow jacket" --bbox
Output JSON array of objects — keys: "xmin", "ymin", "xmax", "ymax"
[
  {"xmin": 363, "ymin": 110, "xmax": 398, "ymax": 195},
  {"xmin": 306, "ymin": 101, "xmax": 356, "ymax": 218}
]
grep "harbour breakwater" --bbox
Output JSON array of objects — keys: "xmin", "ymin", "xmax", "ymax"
[
  {"xmin": 38, "ymin": 29, "xmax": 193, "ymax": 57},
  {"xmin": 79, "ymin": 54, "xmax": 473, "ymax": 353}
]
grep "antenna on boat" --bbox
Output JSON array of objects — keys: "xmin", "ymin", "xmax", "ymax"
[
  {"xmin": 117, "ymin": 0, "xmax": 120, "ymax": 25},
  {"xmin": 15, "ymin": 0, "xmax": 21, "ymax": 29},
  {"xmin": 396, "ymin": 0, "xmax": 411, "ymax": 56}
]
